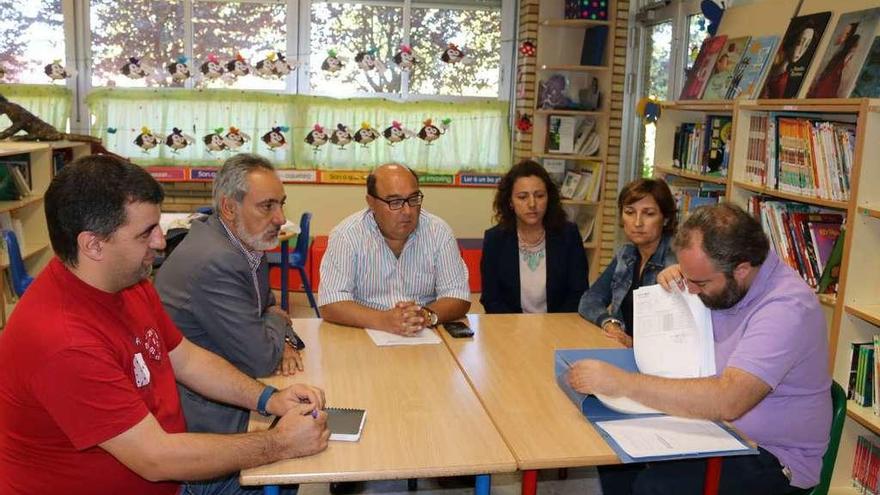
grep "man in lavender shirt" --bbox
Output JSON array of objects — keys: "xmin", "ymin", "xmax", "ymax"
[{"xmin": 567, "ymin": 203, "xmax": 831, "ymax": 495}]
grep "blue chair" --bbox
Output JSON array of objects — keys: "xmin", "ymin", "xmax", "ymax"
[
  {"xmin": 2, "ymin": 230, "xmax": 33, "ymax": 297},
  {"xmin": 266, "ymin": 212, "xmax": 320, "ymax": 317}
]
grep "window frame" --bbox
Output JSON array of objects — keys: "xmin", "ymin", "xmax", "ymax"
[{"xmin": 619, "ymin": 0, "xmax": 704, "ymax": 185}]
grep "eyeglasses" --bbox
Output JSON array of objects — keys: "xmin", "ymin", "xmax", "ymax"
[{"xmin": 370, "ymin": 192, "xmax": 424, "ymax": 210}]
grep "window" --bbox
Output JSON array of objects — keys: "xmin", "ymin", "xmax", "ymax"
[
  {"xmin": 309, "ymin": 0, "xmax": 503, "ymax": 98},
  {"xmin": 0, "ymin": 1, "xmax": 66, "ymax": 84},
  {"xmin": 309, "ymin": 2, "xmax": 403, "ymax": 95},
  {"xmin": 409, "ymin": 4, "xmax": 502, "ymax": 97},
  {"xmin": 639, "ymin": 21, "xmax": 673, "ymax": 177},
  {"xmin": 90, "ymin": 0, "xmax": 185, "ymax": 87},
  {"xmin": 192, "ymin": 1, "xmax": 287, "ymax": 90}
]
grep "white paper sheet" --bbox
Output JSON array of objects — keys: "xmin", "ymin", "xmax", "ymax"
[
  {"xmin": 365, "ymin": 328, "xmax": 441, "ymax": 346},
  {"xmin": 595, "ymin": 416, "xmax": 749, "ymax": 458},
  {"xmin": 632, "ymin": 284, "xmax": 716, "ymax": 378}
]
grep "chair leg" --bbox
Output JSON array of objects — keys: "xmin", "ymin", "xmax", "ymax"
[{"xmin": 297, "ymin": 267, "xmax": 320, "ymax": 318}]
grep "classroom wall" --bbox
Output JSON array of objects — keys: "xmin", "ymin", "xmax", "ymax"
[{"xmin": 283, "ymin": 183, "xmax": 496, "ymax": 238}]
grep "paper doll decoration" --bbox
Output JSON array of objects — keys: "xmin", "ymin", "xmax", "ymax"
[
  {"xmin": 203, "ymin": 128, "xmax": 228, "ymax": 152},
  {"xmin": 330, "ymin": 123, "xmax": 353, "ymax": 149},
  {"xmin": 201, "ymin": 54, "xmax": 225, "ymax": 80},
  {"xmin": 121, "ymin": 57, "xmax": 147, "ymax": 79},
  {"xmin": 440, "ymin": 43, "xmax": 468, "ymax": 64},
  {"xmin": 393, "ymin": 44, "xmax": 417, "ymax": 71},
  {"xmin": 355, "ymin": 48, "xmax": 386, "ymax": 73},
  {"xmin": 353, "ymin": 122, "xmax": 381, "ymax": 147},
  {"xmin": 167, "ymin": 56, "xmax": 191, "ymax": 82},
  {"xmin": 134, "ymin": 127, "xmax": 162, "ymax": 153},
  {"xmin": 382, "ymin": 121, "xmax": 412, "ymax": 146},
  {"xmin": 255, "ymin": 52, "xmax": 295, "ymax": 78},
  {"xmin": 165, "ymin": 127, "xmax": 195, "ymax": 152},
  {"xmin": 223, "ymin": 126, "xmax": 251, "ymax": 150},
  {"xmin": 262, "ymin": 126, "xmax": 288, "ymax": 149},
  {"xmin": 304, "ymin": 124, "xmax": 328, "ymax": 150},
  {"xmin": 322, "ymin": 49, "xmax": 344, "ymax": 74},
  {"xmin": 44, "ymin": 60, "xmax": 73, "ymax": 81},
  {"xmin": 226, "ymin": 53, "xmax": 250, "ymax": 78},
  {"xmin": 418, "ymin": 118, "xmax": 450, "ymax": 144}
]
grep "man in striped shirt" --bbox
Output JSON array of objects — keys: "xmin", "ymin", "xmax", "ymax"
[{"xmin": 319, "ymin": 164, "xmax": 470, "ymax": 335}]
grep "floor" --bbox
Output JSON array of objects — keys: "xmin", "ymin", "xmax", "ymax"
[{"xmin": 281, "ymin": 292, "xmax": 604, "ymax": 495}]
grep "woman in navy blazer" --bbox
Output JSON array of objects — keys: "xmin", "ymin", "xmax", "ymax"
[{"xmin": 480, "ymin": 160, "xmax": 588, "ymax": 313}]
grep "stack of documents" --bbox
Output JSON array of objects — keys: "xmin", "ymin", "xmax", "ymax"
[{"xmin": 365, "ymin": 328, "xmax": 441, "ymax": 346}]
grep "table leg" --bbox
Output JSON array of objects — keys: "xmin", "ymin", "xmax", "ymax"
[
  {"xmin": 703, "ymin": 457, "xmax": 722, "ymax": 495},
  {"xmin": 521, "ymin": 469, "xmax": 537, "ymax": 495},
  {"xmin": 474, "ymin": 474, "xmax": 491, "ymax": 495},
  {"xmin": 263, "ymin": 486, "xmax": 280, "ymax": 495},
  {"xmin": 280, "ymin": 238, "xmax": 289, "ymax": 311}
]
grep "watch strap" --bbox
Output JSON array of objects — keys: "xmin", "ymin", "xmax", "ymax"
[{"xmin": 256, "ymin": 385, "xmax": 277, "ymax": 416}]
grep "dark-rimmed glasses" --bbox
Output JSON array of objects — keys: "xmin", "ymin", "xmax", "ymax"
[{"xmin": 369, "ymin": 192, "xmax": 424, "ymax": 210}]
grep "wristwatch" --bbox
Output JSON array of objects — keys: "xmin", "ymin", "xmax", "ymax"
[
  {"xmin": 284, "ymin": 329, "xmax": 305, "ymax": 350},
  {"xmin": 422, "ymin": 307, "xmax": 439, "ymax": 328}
]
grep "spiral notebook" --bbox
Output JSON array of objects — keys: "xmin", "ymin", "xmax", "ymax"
[{"xmin": 270, "ymin": 407, "xmax": 367, "ymax": 442}]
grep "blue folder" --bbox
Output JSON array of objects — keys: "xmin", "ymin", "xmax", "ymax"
[{"xmin": 555, "ymin": 348, "xmax": 758, "ymax": 463}]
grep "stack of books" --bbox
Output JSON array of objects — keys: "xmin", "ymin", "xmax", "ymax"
[
  {"xmin": 746, "ymin": 198, "xmax": 845, "ymax": 293},
  {"xmin": 664, "ymin": 177, "xmax": 725, "ymax": 218},
  {"xmin": 745, "ymin": 115, "xmax": 855, "ymax": 202},
  {"xmin": 672, "ymin": 115, "xmax": 732, "ymax": 176},
  {"xmin": 853, "ymin": 435, "xmax": 880, "ymax": 493}
]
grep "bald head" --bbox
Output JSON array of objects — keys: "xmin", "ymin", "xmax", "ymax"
[{"xmin": 367, "ymin": 164, "xmax": 419, "ymax": 197}]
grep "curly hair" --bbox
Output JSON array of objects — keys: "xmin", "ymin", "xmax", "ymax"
[
  {"xmin": 492, "ymin": 160, "xmax": 566, "ymax": 232},
  {"xmin": 673, "ymin": 203, "xmax": 769, "ymax": 274}
]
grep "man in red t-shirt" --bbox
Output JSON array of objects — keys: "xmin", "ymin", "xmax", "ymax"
[{"xmin": 0, "ymin": 155, "xmax": 330, "ymax": 494}]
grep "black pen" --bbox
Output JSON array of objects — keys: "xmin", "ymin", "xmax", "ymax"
[{"xmin": 269, "ymin": 408, "xmax": 319, "ymax": 429}]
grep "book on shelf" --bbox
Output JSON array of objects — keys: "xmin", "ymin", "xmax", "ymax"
[
  {"xmin": 573, "ymin": 117, "xmax": 600, "ymax": 157},
  {"xmin": 848, "ymin": 342, "xmax": 872, "ymax": 401},
  {"xmin": 816, "ymin": 226, "xmax": 845, "ymax": 295},
  {"xmin": 727, "ymin": 35, "xmax": 779, "ymax": 100},
  {"xmin": 562, "ymin": 203, "xmax": 596, "ymax": 242},
  {"xmin": 565, "ymin": 0, "xmax": 608, "ymax": 21},
  {"xmin": 853, "ymin": 435, "xmax": 880, "ymax": 493},
  {"xmin": 580, "ymin": 25, "xmax": 608, "ymax": 66},
  {"xmin": 744, "ymin": 113, "xmax": 855, "ymax": 201},
  {"xmin": 0, "ymin": 154, "xmax": 31, "ymax": 201},
  {"xmin": 559, "ymin": 171, "xmax": 583, "ymax": 199},
  {"xmin": 748, "ymin": 198, "xmax": 845, "ymax": 292},
  {"xmin": 680, "ymin": 35, "xmax": 728, "ymax": 100},
  {"xmin": 806, "ymin": 8, "xmax": 880, "ymax": 99},
  {"xmin": 664, "ymin": 176, "xmax": 724, "ymax": 218},
  {"xmin": 8, "ymin": 166, "xmax": 31, "ymax": 197},
  {"xmin": 702, "ymin": 36, "xmax": 751, "ymax": 101},
  {"xmin": 851, "ymin": 35, "xmax": 880, "ymax": 98},
  {"xmin": 759, "ymin": 12, "xmax": 832, "ymax": 99},
  {"xmin": 541, "ymin": 158, "xmax": 568, "ymax": 187},
  {"xmin": 670, "ymin": 115, "xmax": 730, "ymax": 176},
  {"xmin": 546, "ymin": 115, "xmax": 577, "ymax": 154}
]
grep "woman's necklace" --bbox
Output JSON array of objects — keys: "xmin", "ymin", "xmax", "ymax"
[
  {"xmin": 517, "ymin": 228, "xmax": 545, "ymax": 248},
  {"xmin": 518, "ymin": 228, "xmax": 546, "ymax": 271}
]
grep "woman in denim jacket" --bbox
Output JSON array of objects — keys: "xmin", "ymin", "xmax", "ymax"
[{"xmin": 578, "ymin": 178, "xmax": 677, "ymax": 347}]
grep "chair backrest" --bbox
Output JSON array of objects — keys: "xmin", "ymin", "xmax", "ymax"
[
  {"xmin": 2, "ymin": 230, "xmax": 33, "ymax": 297},
  {"xmin": 293, "ymin": 212, "xmax": 312, "ymax": 259},
  {"xmin": 809, "ymin": 380, "xmax": 847, "ymax": 495}
]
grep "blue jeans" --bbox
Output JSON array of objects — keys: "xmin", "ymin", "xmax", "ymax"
[{"xmin": 181, "ymin": 476, "xmax": 298, "ymax": 495}]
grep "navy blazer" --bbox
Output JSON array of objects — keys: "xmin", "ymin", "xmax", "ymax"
[{"xmin": 480, "ymin": 221, "xmax": 588, "ymax": 313}]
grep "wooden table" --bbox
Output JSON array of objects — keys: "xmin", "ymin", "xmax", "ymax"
[
  {"xmin": 240, "ymin": 319, "xmax": 517, "ymax": 495},
  {"xmin": 438, "ymin": 313, "xmax": 621, "ymax": 495}
]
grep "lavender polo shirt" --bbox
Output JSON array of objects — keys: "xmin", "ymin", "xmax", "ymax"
[{"xmin": 712, "ymin": 250, "xmax": 831, "ymax": 489}]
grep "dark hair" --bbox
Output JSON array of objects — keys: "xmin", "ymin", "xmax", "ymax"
[
  {"xmin": 618, "ymin": 178, "xmax": 677, "ymax": 236},
  {"xmin": 46, "ymin": 155, "xmax": 164, "ymax": 267},
  {"xmin": 673, "ymin": 203, "xmax": 769, "ymax": 274},
  {"xmin": 366, "ymin": 164, "xmax": 419, "ymax": 197},
  {"xmin": 492, "ymin": 160, "xmax": 566, "ymax": 232}
]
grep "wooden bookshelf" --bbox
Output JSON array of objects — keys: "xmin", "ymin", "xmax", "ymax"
[
  {"xmin": 653, "ymin": 166, "xmax": 727, "ymax": 185},
  {"xmin": 845, "ymin": 304, "xmax": 880, "ymax": 328},
  {"xmin": 0, "ymin": 140, "xmax": 91, "ymax": 327},
  {"xmin": 847, "ymin": 402, "xmax": 880, "ymax": 437},
  {"xmin": 534, "ymin": 0, "xmax": 616, "ymax": 283},
  {"xmin": 859, "ymin": 205, "xmax": 880, "ymax": 220},
  {"xmin": 539, "ymin": 19, "xmax": 610, "ymax": 28},
  {"xmin": 732, "ymin": 181, "xmax": 850, "ymax": 210}
]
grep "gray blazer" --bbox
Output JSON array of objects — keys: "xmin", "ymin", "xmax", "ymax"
[{"xmin": 155, "ymin": 214, "xmax": 292, "ymax": 434}]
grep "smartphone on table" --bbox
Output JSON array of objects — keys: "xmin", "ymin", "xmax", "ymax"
[{"xmin": 442, "ymin": 321, "xmax": 474, "ymax": 338}]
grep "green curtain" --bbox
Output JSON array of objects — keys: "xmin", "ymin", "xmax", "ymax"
[
  {"xmin": 86, "ymin": 88, "xmax": 510, "ymax": 172},
  {"xmin": 0, "ymin": 84, "xmax": 71, "ymax": 132}
]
